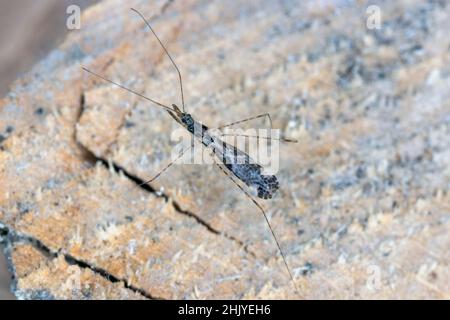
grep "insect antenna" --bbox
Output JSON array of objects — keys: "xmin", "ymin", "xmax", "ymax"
[
  {"xmin": 82, "ymin": 67, "xmax": 174, "ymax": 111},
  {"xmin": 131, "ymin": 8, "xmax": 186, "ymax": 113}
]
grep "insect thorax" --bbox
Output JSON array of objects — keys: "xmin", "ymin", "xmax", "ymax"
[{"xmin": 182, "ymin": 114, "xmax": 214, "ymax": 146}]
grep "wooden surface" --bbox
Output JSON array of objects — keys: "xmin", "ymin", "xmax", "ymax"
[
  {"xmin": 0, "ymin": 0, "xmax": 63, "ymax": 299},
  {"xmin": 1, "ymin": 0, "xmax": 449, "ymax": 299},
  {"xmin": 0, "ymin": 0, "xmax": 98, "ymax": 299}
]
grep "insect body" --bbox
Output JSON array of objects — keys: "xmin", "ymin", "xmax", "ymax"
[
  {"xmin": 168, "ymin": 104, "xmax": 280, "ymax": 199},
  {"xmin": 83, "ymin": 8, "xmax": 299, "ymax": 296}
]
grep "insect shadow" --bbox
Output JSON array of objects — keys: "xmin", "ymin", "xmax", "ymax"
[{"xmin": 83, "ymin": 7, "xmax": 300, "ymax": 296}]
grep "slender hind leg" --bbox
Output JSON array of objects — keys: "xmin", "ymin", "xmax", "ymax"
[
  {"xmin": 208, "ymin": 148, "xmax": 301, "ymax": 297},
  {"xmin": 218, "ymin": 133, "xmax": 298, "ymax": 143},
  {"xmin": 213, "ymin": 113, "xmax": 273, "ymax": 130},
  {"xmin": 212, "ymin": 113, "xmax": 297, "ymax": 143}
]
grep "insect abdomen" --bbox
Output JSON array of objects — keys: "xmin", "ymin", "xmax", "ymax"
[
  {"xmin": 225, "ymin": 162, "xmax": 279, "ymax": 199},
  {"xmin": 256, "ymin": 174, "xmax": 279, "ymax": 199}
]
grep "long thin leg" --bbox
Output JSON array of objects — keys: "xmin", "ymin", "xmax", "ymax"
[
  {"xmin": 218, "ymin": 133, "xmax": 298, "ymax": 143},
  {"xmin": 212, "ymin": 113, "xmax": 298, "ymax": 143},
  {"xmin": 137, "ymin": 144, "xmax": 192, "ymax": 188},
  {"xmin": 209, "ymin": 150, "xmax": 301, "ymax": 296},
  {"xmin": 213, "ymin": 113, "xmax": 273, "ymax": 130}
]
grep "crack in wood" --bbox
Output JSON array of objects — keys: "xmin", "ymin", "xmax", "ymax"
[{"xmin": 0, "ymin": 224, "xmax": 160, "ymax": 300}]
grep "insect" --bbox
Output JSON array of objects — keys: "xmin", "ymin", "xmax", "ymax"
[{"xmin": 83, "ymin": 8, "xmax": 300, "ymax": 296}]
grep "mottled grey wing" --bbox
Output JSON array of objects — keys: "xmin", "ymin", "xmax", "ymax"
[{"xmin": 212, "ymin": 138, "xmax": 279, "ymax": 199}]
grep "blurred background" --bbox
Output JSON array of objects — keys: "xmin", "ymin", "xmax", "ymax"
[
  {"xmin": 0, "ymin": 0, "xmax": 97, "ymax": 300},
  {"xmin": 0, "ymin": 0, "xmax": 97, "ymax": 96}
]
